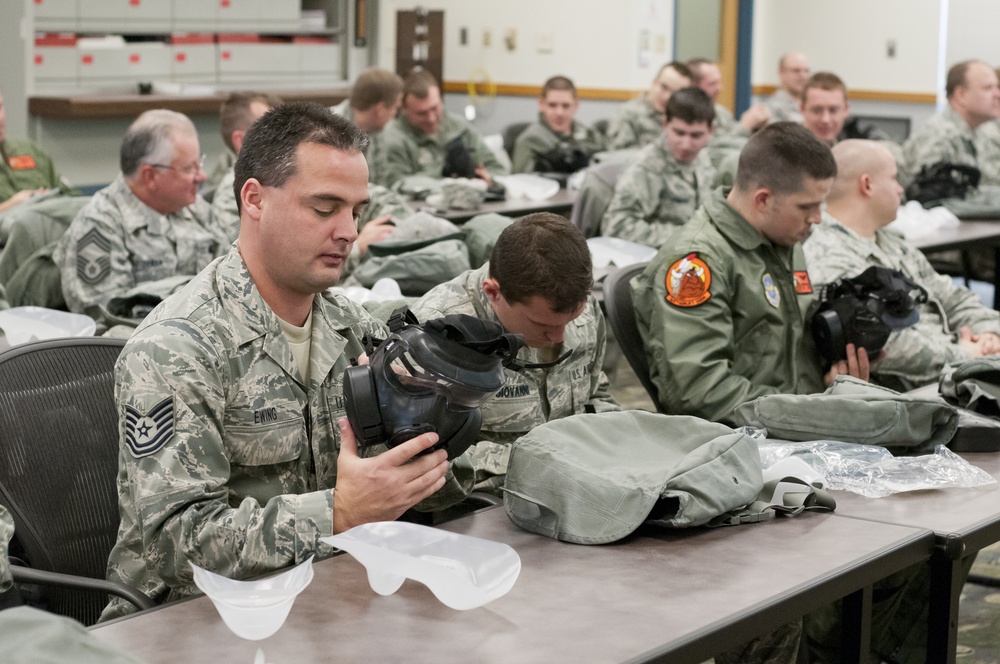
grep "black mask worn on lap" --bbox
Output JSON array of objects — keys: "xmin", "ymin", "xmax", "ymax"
[
  {"xmin": 343, "ymin": 307, "xmax": 569, "ymax": 460},
  {"xmin": 811, "ymin": 266, "xmax": 928, "ymax": 365}
]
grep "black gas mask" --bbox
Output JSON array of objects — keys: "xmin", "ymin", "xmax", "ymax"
[
  {"xmin": 811, "ymin": 266, "xmax": 928, "ymax": 364},
  {"xmin": 343, "ymin": 308, "xmax": 567, "ymax": 460}
]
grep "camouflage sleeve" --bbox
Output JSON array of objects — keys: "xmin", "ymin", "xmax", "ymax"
[
  {"xmin": 116, "ymin": 322, "xmax": 335, "ymax": 589},
  {"xmin": 633, "ymin": 250, "xmax": 780, "ymax": 423},
  {"xmin": 600, "ymin": 164, "xmax": 672, "ymax": 247},
  {"xmin": 606, "ymin": 115, "xmax": 639, "ymax": 151},
  {"xmin": 510, "ymin": 130, "xmax": 542, "ymax": 173},
  {"xmin": 210, "ymin": 169, "xmax": 240, "ymax": 244},
  {"xmin": 58, "ymin": 206, "xmax": 139, "ymax": 315},
  {"xmin": 466, "ymin": 129, "xmax": 507, "ymax": 178},
  {"xmin": 801, "ymin": 232, "xmax": 866, "ymax": 287},
  {"xmin": 875, "ymin": 325, "xmax": 971, "ymax": 385},
  {"xmin": 902, "ymin": 132, "xmax": 968, "ymax": 184},
  {"xmin": 910, "ymin": 248, "xmax": 1000, "ymax": 335},
  {"xmin": 379, "ymin": 128, "xmax": 422, "ymax": 188},
  {"xmin": 587, "ymin": 303, "xmax": 620, "ymax": 412},
  {"xmin": 0, "ymin": 505, "xmax": 13, "ymax": 593}
]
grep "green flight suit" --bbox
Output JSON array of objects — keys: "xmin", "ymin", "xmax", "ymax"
[
  {"xmin": 379, "ymin": 113, "xmax": 505, "ymax": 188},
  {"xmin": 631, "ymin": 188, "xmax": 825, "ymax": 424},
  {"xmin": 510, "ymin": 114, "xmax": 605, "ymax": 173},
  {"xmin": 330, "ymin": 99, "xmax": 390, "ymax": 186},
  {"xmin": 0, "ymin": 138, "xmax": 76, "ymax": 203}
]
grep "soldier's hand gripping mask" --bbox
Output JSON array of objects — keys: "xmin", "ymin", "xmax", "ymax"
[{"xmin": 811, "ymin": 266, "xmax": 928, "ymax": 365}]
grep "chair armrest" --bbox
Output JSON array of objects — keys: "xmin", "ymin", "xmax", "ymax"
[
  {"xmin": 12, "ymin": 566, "xmax": 156, "ymax": 612},
  {"xmin": 466, "ymin": 491, "xmax": 503, "ymax": 508}
]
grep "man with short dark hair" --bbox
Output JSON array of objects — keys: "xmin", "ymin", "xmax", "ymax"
[
  {"xmin": 330, "ymin": 67, "xmax": 404, "ymax": 184},
  {"xmin": 766, "ymin": 52, "xmax": 809, "ymax": 124},
  {"xmin": 633, "ymin": 122, "xmax": 870, "ymax": 425},
  {"xmin": 380, "ymin": 70, "xmax": 505, "ymax": 187},
  {"xmin": 601, "ymin": 87, "xmax": 717, "ymax": 247},
  {"xmin": 903, "ymin": 59, "xmax": 1000, "ymax": 187},
  {"xmin": 606, "ymin": 61, "xmax": 692, "ymax": 150},
  {"xmin": 800, "ymin": 72, "xmax": 850, "ymax": 145},
  {"xmin": 54, "ymin": 109, "xmax": 227, "ymax": 326},
  {"xmin": 510, "ymin": 75, "xmax": 605, "ymax": 173},
  {"xmin": 413, "ymin": 213, "xmax": 618, "ymax": 493},
  {"xmin": 212, "ymin": 92, "xmax": 282, "ymax": 241},
  {"xmin": 102, "ymin": 103, "xmax": 468, "ymax": 621}
]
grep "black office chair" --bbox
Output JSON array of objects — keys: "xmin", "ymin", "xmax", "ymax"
[
  {"xmin": 0, "ymin": 337, "xmax": 154, "ymax": 626},
  {"xmin": 602, "ymin": 263, "xmax": 662, "ymax": 411},
  {"xmin": 502, "ymin": 121, "xmax": 531, "ymax": 160},
  {"xmin": 569, "ymin": 159, "xmax": 630, "ymax": 238}
]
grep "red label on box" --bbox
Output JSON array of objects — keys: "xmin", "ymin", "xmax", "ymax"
[
  {"xmin": 129, "ymin": 53, "xmax": 141, "ymax": 63},
  {"xmin": 129, "ymin": 0, "xmax": 140, "ymax": 6},
  {"xmin": 175, "ymin": 52, "xmax": 187, "ymax": 62},
  {"xmin": 81, "ymin": 54, "xmax": 93, "ymax": 65},
  {"xmin": 34, "ymin": 55, "xmax": 43, "ymax": 65},
  {"xmin": 221, "ymin": 0, "xmax": 231, "ymax": 7},
  {"xmin": 221, "ymin": 51, "xmax": 231, "ymax": 60}
]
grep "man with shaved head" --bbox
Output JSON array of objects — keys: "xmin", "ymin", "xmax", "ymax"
[
  {"xmin": 766, "ymin": 52, "xmax": 809, "ymax": 124},
  {"xmin": 804, "ymin": 139, "xmax": 1000, "ymax": 391}
]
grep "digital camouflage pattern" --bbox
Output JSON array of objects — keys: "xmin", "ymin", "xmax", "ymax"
[
  {"xmin": 102, "ymin": 246, "xmax": 474, "ymax": 621},
  {"xmin": 803, "ymin": 213, "xmax": 1000, "ymax": 390},
  {"xmin": 0, "ymin": 504, "xmax": 12, "ymax": 593},
  {"xmin": 209, "ymin": 166, "xmax": 239, "ymax": 243},
  {"xmin": 605, "ymin": 95, "xmax": 663, "ymax": 151},
  {"xmin": 902, "ymin": 106, "xmax": 1000, "ymax": 188},
  {"xmin": 632, "ymin": 189, "xmax": 825, "ymax": 424},
  {"xmin": 705, "ymin": 103, "xmax": 750, "ymax": 170},
  {"xmin": 54, "ymin": 174, "xmax": 228, "ymax": 321},
  {"xmin": 0, "ymin": 138, "xmax": 77, "ymax": 202},
  {"xmin": 379, "ymin": 113, "xmax": 505, "ymax": 188},
  {"xmin": 764, "ymin": 89, "xmax": 804, "ymax": 124},
  {"xmin": 600, "ymin": 138, "xmax": 716, "ymax": 247},
  {"xmin": 330, "ymin": 99, "xmax": 390, "ymax": 186},
  {"xmin": 510, "ymin": 114, "xmax": 606, "ymax": 173},
  {"xmin": 412, "ymin": 264, "xmax": 619, "ymax": 493}
]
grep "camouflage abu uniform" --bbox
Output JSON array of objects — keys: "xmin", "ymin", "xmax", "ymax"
[
  {"xmin": 765, "ymin": 89, "xmax": 803, "ymax": 124},
  {"xmin": 330, "ymin": 99, "xmax": 390, "ymax": 186},
  {"xmin": 209, "ymin": 167, "xmax": 240, "ymax": 243},
  {"xmin": 379, "ymin": 113, "xmax": 505, "ymax": 188},
  {"xmin": 102, "ymin": 246, "xmax": 472, "ymax": 621},
  {"xmin": 706, "ymin": 104, "xmax": 750, "ymax": 169},
  {"xmin": 902, "ymin": 106, "xmax": 1000, "ymax": 187},
  {"xmin": 412, "ymin": 264, "xmax": 619, "ymax": 493},
  {"xmin": 632, "ymin": 188, "xmax": 825, "ymax": 424},
  {"xmin": 605, "ymin": 95, "xmax": 663, "ymax": 150},
  {"xmin": 54, "ymin": 174, "xmax": 227, "ymax": 321},
  {"xmin": 510, "ymin": 114, "xmax": 605, "ymax": 173},
  {"xmin": 600, "ymin": 138, "xmax": 716, "ymax": 247},
  {"xmin": 803, "ymin": 213, "xmax": 1000, "ymax": 391}
]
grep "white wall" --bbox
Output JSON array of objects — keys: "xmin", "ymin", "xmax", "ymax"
[
  {"xmin": 751, "ymin": 0, "xmax": 941, "ymax": 93},
  {"xmin": 946, "ymin": 0, "xmax": 1000, "ymax": 71}
]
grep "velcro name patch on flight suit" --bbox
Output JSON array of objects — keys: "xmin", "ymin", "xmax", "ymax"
[
  {"xmin": 124, "ymin": 396, "xmax": 175, "ymax": 458},
  {"xmin": 665, "ymin": 253, "xmax": 712, "ymax": 307}
]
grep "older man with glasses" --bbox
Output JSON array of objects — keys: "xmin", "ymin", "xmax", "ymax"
[{"xmin": 54, "ymin": 109, "xmax": 228, "ymax": 329}]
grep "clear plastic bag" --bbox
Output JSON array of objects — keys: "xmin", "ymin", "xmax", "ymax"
[{"xmin": 757, "ymin": 439, "xmax": 997, "ymax": 498}]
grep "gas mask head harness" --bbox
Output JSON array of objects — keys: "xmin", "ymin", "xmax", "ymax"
[
  {"xmin": 343, "ymin": 307, "xmax": 570, "ymax": 460},
  {"xmin": 811, "ymin": 265, "xmax": 927, "ymax": 365}
]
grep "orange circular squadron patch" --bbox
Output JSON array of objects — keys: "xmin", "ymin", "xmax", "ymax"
[{"xmin": 665, "ymin": 253, "xmax": 712, "ymax": 307}]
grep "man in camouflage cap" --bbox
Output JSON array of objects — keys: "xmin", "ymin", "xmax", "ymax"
[
  {"xmin": 379, "ymin": 69, "xmax": 505, "ymax": 188},
  {"xmin": 601, "ymin": 87, "xmax": 717, "ymax": 247},
  {"xmin": 510, "ymin": 75, "xmax": 605, "ymax": 173},
  {"xmin": 804, "ymin": 139, "xmax": 1000, "ymax": 392},
  {"xmin": 412, "ymin": 212, "xmax": 618, "ymax": 494},
  {"xmin": 54, "ymin": 109, "xmax": 229, "ymax": 326},
  {"xmin": 605, "ymin": 61, "xmax": 692, "ymax": 151},
  {"xmin": 101, "ymin": 103, "xmax": 468, "ymax": 621}
]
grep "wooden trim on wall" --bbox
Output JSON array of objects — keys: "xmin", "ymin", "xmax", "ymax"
[
  {"xmin": 752, "ymin": 84, "xmax": 936, "ymax": 105},
  {"xmin": 442, "ymin": 81, "xmax": 640, "ymax": 101},
  {"xmin": 717, "ymin": 0, "xmax": 739, "ymax": 112}
]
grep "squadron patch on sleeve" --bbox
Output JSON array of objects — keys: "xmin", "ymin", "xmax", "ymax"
[
  {"xmin": 124, "ymin": 397, "xmax": 175, "ymax": 458},
  {"xmin": 76, "ymin": 228, "xmax": 112, "ymax": 285},
  {"xmin": 665, "ymin": 253, "xmax": 712, "ymax": 307},
  {"xmin": 793, "ymin": 270, "xmax": 813, "ymax": 294},
  {"xmin": 7, "ymin": 155, "xmax": 37, "ymax": 170}
]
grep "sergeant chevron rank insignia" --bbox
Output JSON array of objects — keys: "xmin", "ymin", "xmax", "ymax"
[{"xmin": 124, "ymin": 396, "xmax": 175, "ymax": 458}]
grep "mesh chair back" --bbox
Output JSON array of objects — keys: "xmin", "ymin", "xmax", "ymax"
[
  {"xmin": 602, "ymin": 263, "xmax": 662, "ymax": 410},
  {"xmin": 569, "ymin": 160, "xmax": 629, "ymax": 238},
  {"xmin": 0, "ymin": 337, "xmax": 126, "ymax": 625},
  {"xmin": 502, "ymin": 121, "xmax": 530, "ymax": 159}
]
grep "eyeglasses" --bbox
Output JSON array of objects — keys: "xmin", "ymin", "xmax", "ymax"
[{"xmin": 148, "ymin": 154, "xmax": 206, "ymax": 177}]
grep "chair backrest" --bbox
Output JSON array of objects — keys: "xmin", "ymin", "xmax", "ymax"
[
  {"xmin": 0, "ymin": 337, "xmax": 126, "ymax": 625},
  {"xmin": 569, "ymin": 159, "xmax": 630, "ymax": 238},
  {"xmin": 502, "ymin": 121, "xmax": 531, "ymax": 159},
  {"xmin": 602, "ymin": 263, "xmax": 662, "ymax": 410}
]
